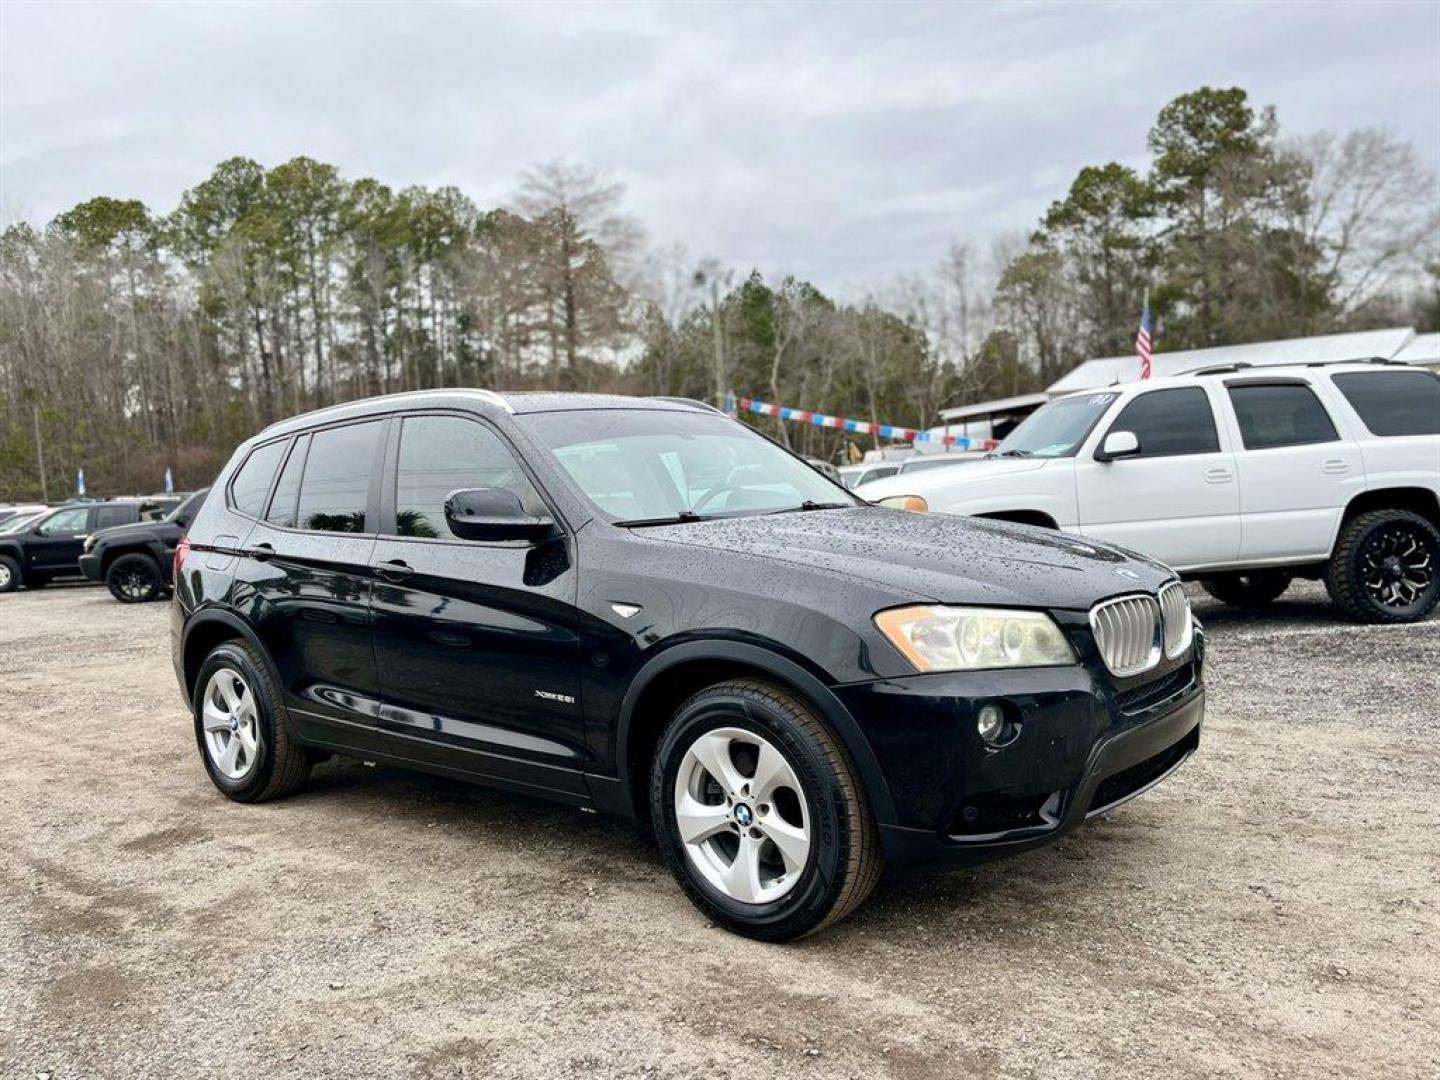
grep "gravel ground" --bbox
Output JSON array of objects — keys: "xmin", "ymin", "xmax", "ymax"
[{"xmin": 1, "ymin": 581, "xmax": 1437, "ymax": 1080}]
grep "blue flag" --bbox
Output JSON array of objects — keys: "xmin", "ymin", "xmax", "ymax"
[
  {"xmin": 77, "ymin": 467, "xmax": 86, "ymax": 497},
  {"xmin": 164, "ymin": 466, "xmax": 174, "ymax": 493}
]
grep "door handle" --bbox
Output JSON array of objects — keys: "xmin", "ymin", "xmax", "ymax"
[
  {"xmin": 374, "ymin": 559, "xmax": 414, "ymax": 581},
  {"xmin": 242, "ymin": 542, "xmax": 274, "ymax": 561},
  {"xmin": 1322, "ymin": 459, "xmax": 1350, "ymax": 475},
  {"xmin": 1204, "ymin": 468, "xmax": 1234, "ymax": 484}
]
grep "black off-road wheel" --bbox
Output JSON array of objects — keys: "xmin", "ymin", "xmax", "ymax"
[
  {"xmin": 650, "ymin": 679, "xmax": 883, "ymax": 941},
  {"xmin": 193, "ymin": 640, "xmax": 311, "ymax": 802},
  {"xmin": 0, "ymin": 555, "xmax": 19, "ymax": 594},
  {"xmin": 106, "ymin": 552, "xmax": 163, "ymax": 603},
  {"xmin": 1325, "ymin": 510, "xmax": 1440, "ymax": 624},
  {"xmin": 1200, "ymin": 571, "xmax": 1293, "ymax": 608}
]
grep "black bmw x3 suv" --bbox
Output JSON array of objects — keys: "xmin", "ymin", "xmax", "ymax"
[{"xmin": 173, "ymin": 390, "xmax": 1204, "ymax": 939}]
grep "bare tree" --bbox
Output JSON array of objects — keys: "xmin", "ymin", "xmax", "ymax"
[{"xmin": 1293, "ymin": 128, "xmax": 1440, "ymax": 317}]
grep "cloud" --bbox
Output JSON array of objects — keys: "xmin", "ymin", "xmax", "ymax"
[{"xmin": 2, "ymin": 0, "xmax": 1436, "ymax": 295}]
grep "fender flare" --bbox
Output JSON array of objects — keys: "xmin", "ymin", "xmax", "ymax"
[
  {"xmin": 179, "ymin": 607, "xmax": 284, "ymax": 714},
  {"xmin": 614, "ymin": 639, "xmax": 898, "ymax": 826}
]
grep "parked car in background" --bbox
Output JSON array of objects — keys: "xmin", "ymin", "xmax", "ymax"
[
  {"xmin": 839, "ymin": 461, "xmax": 900, "ymax": 489},
  {"xmin": 857, "ymin": 361, "xmax": 1440, "ymax": 623},
  {"xmin": 805, "ymin": 457, "xmax": 841, "ymax": 482},
  {"xmin": 0, "ymin": 503, "xmax": 48, "ymax": 527},
  {"xmin": 894, "ymin": 451, "xmax": 987, "ymax": 475},
  {"xmin": 841, "ymin": 453, "xmax": 983, "ymax": 491},
  {"xmin": 173, "ymin": 390, "xmax": 1202, "ymax": 940},
  {"xmin": 80, "ymin": 488, "xmax": 210, "ymax": 602},
  {"xmin": 0, "ymin": 497, "xmax": 180, "ymax": 593}
]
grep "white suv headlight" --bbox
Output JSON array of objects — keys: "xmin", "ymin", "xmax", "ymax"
[{"xmin": 875, "ymin": 605, "xmax": 1076, "ymax": 673}]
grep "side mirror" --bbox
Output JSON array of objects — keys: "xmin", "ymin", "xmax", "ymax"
[
  {"xmin": 1096, "ymin": 430, "xmax": 1140, "ymax": 462},
  {"xmin": 443, "ymin": 487, "xmax": 555, "ymax": 543}
]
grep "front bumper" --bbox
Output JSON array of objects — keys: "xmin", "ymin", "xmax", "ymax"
[
  {"xmin": 835, "ymin": 631, "xmax": 1205, "ymax": 866},
  {"xmin": 78, "ymin": 552, "xmax": 102, "ymax": 581}
]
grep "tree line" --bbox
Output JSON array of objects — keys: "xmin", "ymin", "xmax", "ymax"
[{"xmin": 1, "ymin": 86, "xmax": 1435, "ymax": 497}]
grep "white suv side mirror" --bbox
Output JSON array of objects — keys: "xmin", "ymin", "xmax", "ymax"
[{"xmin": 1098, "ymin": 430, "xmax": 1140, "ymax": 461}]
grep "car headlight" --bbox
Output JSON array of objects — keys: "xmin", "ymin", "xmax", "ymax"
[{"xmin": 874, "ymin": 605, "xmax": 1076, "ymax": 672}]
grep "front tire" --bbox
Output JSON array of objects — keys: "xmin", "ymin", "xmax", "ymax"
[
  {"xmin": 193, "ymin": 640, "xmax": 311, "ymax": 802},
  {"xmin": 1325, "ymin": 510, "xmax": 1440, "ymax": 624},
  {"xmin": 106, "ymin": 553, "xmax": 163, "ymax": 603},
  {"xmin": 650, "ymin": 679, "xmax": 882, "ymax": 941},
  {"xmin": 1200, "ymin": 570, "xmax": 1293, "ymax": 608},
  {"xmin": 0, "ymin": 555, "xmax": 19, "ymax": 593}
]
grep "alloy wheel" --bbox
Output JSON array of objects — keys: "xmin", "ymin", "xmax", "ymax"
[
  {"xmin": 117, "ymin": 566, "xmax": 156, "ymax": 600},
  {"xmin": 1362, "ymin": 524, "xmax": 1435, "ymax": 609},
  {"xmin": 201, "ymin": 668, "xmax": 261, "ymax": 780},
  {"xmin": 0, "ymin": 563, "xmax": 11, "ymax": 590},
  {"xmin": 673, "ymin": 726, "xmax": 811, "ymax": 904}
]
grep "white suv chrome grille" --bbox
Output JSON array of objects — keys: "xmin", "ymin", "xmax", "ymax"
[
  {"xmin": 1158, "ymin": 581, "xmax": 1193, "ymax": 659},
  {"xmin": 1090, "ymin": 594, "xmax": 1162, "ymax": 677}
]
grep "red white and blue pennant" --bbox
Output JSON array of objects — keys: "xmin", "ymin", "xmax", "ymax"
[{"xmin": 731, "ymin": 394, "xmax": 996, "ymax": 450}]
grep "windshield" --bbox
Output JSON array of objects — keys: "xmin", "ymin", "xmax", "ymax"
[
  {"xmin": 994, "ymin": 392, "xmax": 1119, "ymax": 458},
  {"xmin": 0, "ymin": 511, "xmax": 42, "ymax": 535},
  {"xmin": 521, "ymin": 409, "xmax": 859, "ymax": 524}
]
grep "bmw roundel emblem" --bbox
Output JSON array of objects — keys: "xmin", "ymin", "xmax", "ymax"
[{"xmin": 734, "ymin": 803, "xmax": 754, "ymax": 827}]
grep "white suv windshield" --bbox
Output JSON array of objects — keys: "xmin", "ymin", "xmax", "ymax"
[
  {"xmin": 522, "ymin": 409, "xmax": 858, "ymax": 524},
  {"xmin": 995, "ymin": 393, "xmax": 1119, "ymax": 458}
]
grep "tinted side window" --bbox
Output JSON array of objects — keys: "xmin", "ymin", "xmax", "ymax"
[
  {"xmin": 1108, "ymin": 388, "xmax": 1220, "ymax": 457},
  {"xmin": 1332, "ymin": 372, "xmax": 1440, "ymax": 437},
  {"xmin": 229, "ymin": 440, "xmax": 288, "ymax": 517},
  {"xmin": 37, "ymin": 507, "xmax": 90, "ymax": 536},
  {"xmin": 393, "ymin": 415, "xmax": 543, "ymax": 539},
  {"xmin": 1228, "ymin": 384, "xmax": 1339, "ymax": 450},
  {"xmin": 265, "ymin": 435, "xmax": 309, "ymax": 528},
  {"xmin": 295, "ymin": 422, "xmax": 383, "ymax": 533},
  {"xmin": 94, "ymin": 505, "xmax": 132, "ymax": 529}
]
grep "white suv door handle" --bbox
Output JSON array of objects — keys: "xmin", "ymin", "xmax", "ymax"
[
  {"xmin": 1322, "ymin": 459, "xmax": 1350, "ymax": 475},
  {"xmin": 1204, "ymin": 468, "xmax": 1234, "ymax": 484}
]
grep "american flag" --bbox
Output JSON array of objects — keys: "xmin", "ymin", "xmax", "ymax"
[{"xmin": 1136, "ymin": 294, "xmax": 1154, "ymax": 380}]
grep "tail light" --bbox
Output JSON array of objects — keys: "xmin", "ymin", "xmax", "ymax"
[{"xmin": 173, "ymin": 535, "xmax": 191, "ymax": 582}]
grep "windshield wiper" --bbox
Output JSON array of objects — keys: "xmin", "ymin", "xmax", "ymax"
[
  {"xmin": 766, "ymin": 500, "xmax": 851, "ymax": 515},
  {"xmin": 997, "ymin": 448, "xmax": 1033, "ymax": 458},
  {"xmin": 615, "ymin": 510, "xmax": 709, "ymax": 528}
]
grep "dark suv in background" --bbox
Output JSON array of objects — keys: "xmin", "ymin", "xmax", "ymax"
[
  {"xmin": 80, "ymin": 488, "xmax": 210, "ymax": 602},
  {"xmin": 0, "ymin": 497, "xmax": 179, "ymax": 594},
  {"xmin": 173, "ymin": 391, "xmax": 1204, "ymax": 939}
]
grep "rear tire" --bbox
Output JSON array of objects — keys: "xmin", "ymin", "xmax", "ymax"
[
  {"xmin": 650, "ymin": 679, "xmax": 883, "ymax": 941},
  {"xmin": 1325, "ymin": 510, "xmax": 1440, "ymax": 624},
  {"xmin": 1200, "ymin": 571, "xmax": 1293, "ymax": 608},
  {"xmin": 193, "ymin": 640, "xmax": 311, "ymax": 802},
  {"xmin": 106, "ymin": 552, "xmax": 163, "ymax": 603},
  {"xmin": 0, "ymin": 555, "xmax": 19, "ymax": 594}
]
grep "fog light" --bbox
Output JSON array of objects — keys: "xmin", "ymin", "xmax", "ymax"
[{"xmin": 977, "ymin": 703, "xmax": 1005, "ymax": 744}]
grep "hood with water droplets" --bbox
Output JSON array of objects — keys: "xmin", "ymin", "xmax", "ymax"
[{"xmin": 639, "ymin": 507, "xmax": 1172, "ymax": 610}]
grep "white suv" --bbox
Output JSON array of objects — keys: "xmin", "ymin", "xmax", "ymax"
[{"xmin": 857, "ymin": 362, "xmax": 1440, "ymax": 623}]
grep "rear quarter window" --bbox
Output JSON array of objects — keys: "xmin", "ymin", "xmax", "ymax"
[
  {"xmin": 228, "ymin": 439, "xmax": 289, "ymax": 518},
  {"xmin": 1331, "ymin": 371, "xmax": 1440, "ymax": 437}
]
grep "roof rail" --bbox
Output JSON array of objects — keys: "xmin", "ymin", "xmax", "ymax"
[
  {"xmin": 1191, "ymin": 362, "xmax": 1253, "ymax": 377},
  {"xmin": 649, "ymin": 396, "xmax": 724, "ymax": 414},
  {"xmin": 258, "ymin": 388, "xmax": 513, "ymax": 433},
  {"xmin": 1303, "ymin": 356, "xmax": 1407, "ymax": 368}
]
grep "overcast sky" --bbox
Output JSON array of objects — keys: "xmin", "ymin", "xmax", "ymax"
[{"xmin": 2, "ymin": 1, "xmax": 1437, "ymax": 294}]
